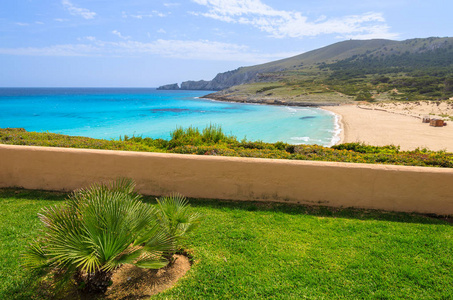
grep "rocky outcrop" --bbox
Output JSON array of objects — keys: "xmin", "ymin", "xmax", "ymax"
[
  {"xmin": 166, "ymin": 66, "xmax": 283, "ymax": 91},
  {"xmin": 209, "ymin": 66, "xmax": 284, "ymax": 89},
  {"xmin": 158, "ymin": 65, "xmax": 283, "ymax": 91},
  {"xmin": 180, "ymin": 80, "xmax": 212, "ymax": 90},
  {"xmin": 156, "ymin": 83, "xmax": 179, "ymax": 90}
]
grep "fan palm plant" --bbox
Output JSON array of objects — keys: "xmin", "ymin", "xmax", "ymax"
[
  {"xmin": 155, "ymin": 193, "xmax": 204, "ymax": 256},
  {"xmin": 23, "ymin": 178, "xmax": 173, "ymax": 294}
]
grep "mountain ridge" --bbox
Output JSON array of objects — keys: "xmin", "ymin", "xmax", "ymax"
[{"xmin": 158, "ymin": 37, "xmax": 453, "ymax": 91}]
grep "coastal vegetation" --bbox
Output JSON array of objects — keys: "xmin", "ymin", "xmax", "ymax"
[
  {"xmin": 1, "ymin": 126, "xmax": 453, "ymax": 168},
  {"xmin": 2, "ymin": 188, "xmax": 452, "ymax": 299}
]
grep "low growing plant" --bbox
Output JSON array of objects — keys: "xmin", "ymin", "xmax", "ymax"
[
  {"xmin": 155, "ymin": 193, "xmax": 204, "ymax": 255},
  {"xmin": 3, "ymin": 127, "xmax": 453, "ymax": 168},
  {"xmin": 168, "ymin": 124, "xmax": 236, "ymax": 149},
  {"xmin": 22, "ymin": 178, "xmax": 186, "ymax": 294}
]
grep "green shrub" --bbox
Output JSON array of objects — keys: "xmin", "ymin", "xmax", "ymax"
[
  {"xmin": 23, "ymin": 179, "xmax": 174, "ymax": 294},
  {"xmin": 256, "ymin": 85, "xmax": 280, "ymax": 93},
  {"xmin": 201, "ymin": 124, "xmax": 236, "ymax": 144},
  {"xmin": 273, "ymin": 141, "xmax": 288, "ymax": 150},
  {"xmin": 167, "ymin": 124, "xmax": 236, "ymax": 149},
  {"xmin": 168, "ymin": 126, "xmax": 202, "ymax": 148},
  {"xmin": 355, "ymin": 90, "xmax": 373, "ymax": 101},
  {"xmin": 332, "ymin": 143, "xmax": 400, "ymax": 154}
]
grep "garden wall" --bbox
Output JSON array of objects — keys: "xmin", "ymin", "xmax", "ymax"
[{"xmin": 1, "ymin": 144, "xmax": 452, "ymax": 215}]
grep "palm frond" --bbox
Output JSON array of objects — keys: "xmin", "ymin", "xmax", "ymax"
[
  {"xmin": 156, "ymin": 193, "xmax": 204, "ymax": 241},
  {"xmin": 134, "ymin": 258, "xmax": 169, "ymax": 269},
  {"xmin": 143, "ymin": 229, "xmax": 175, "ymax": 255},
  {"xmin": 22, "ymin": 240, "xmax": 48, "ymax": 269},
  {"xmin": 109, "ymin": 248, "xmax": 144, "ymax": 269}
]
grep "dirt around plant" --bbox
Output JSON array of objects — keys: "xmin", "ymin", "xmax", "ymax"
[
  {"xmin": 49, "ymin": 255, "xmax": 191, "ymax": 300},
  {"xmin": 104, "ymin": 254, "xmax": 191, "ymax": 299}
]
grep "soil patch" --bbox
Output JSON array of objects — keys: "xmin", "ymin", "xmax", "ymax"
[
  {"xmin": 50, "ymin": 254, "xmax": 191, "ymax": 300},
  {"xmin": 105, "ymin": 254, "xmax": 191, "ymax": 299}
]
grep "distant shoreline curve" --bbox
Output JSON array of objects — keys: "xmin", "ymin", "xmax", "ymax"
[{"xmin": 200, "ymin": 94, "xmax": 341, "ymax": 108}]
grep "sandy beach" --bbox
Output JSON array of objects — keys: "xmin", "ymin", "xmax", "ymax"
[{"xmin": 323, "ymin": 101, "xmax": 453, "ymax": 152}]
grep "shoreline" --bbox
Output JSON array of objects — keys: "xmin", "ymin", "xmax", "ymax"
[
  {"xmin": 204, "ymin": 94, "xmax": 453, "ymax": 152},
  {"xmin": 322, "ymin": 103, "xmax": 453, "ymax": 152},
  {"xmin": 320, "ymin": 106, "xmax": 346, "ymax": 147},
  {"xmin": 323, "ymin": 108, "xmax": 344, "ymax": 146},
  {"xmin": 201, "ymin": 95, "xmax": 342, "ymax": 108},
  {"xmin": 201, "ymin": 95, "xmax": 453, "ymax": 151},
  {"xmin": 201, "ymin": 96, "xmax": 343, "ymax": 147}
]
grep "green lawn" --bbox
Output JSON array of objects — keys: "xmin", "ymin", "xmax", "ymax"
[{"xmin": 1, "ymin": 188, "xmax": 452, "ymax": 299}]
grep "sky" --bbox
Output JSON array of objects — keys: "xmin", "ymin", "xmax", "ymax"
[{"xmin": 1, "ymin": 0, "xmax": 452, "ymax": 87}]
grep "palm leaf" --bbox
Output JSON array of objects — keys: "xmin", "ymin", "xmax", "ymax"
[
  {"xmin": 134, "ymin": 258, "xmax": 169, "ymax": 269},
  {"xmin": 156, "ymin": 193, "xmax": 204, "ymax": 241},
  {"xmin": 22, "ymin": 240, "xmax": 48, "ymax": 269},
  {"xmin": 110, "ymin": 248, "xmax": 144, "ymax": 267}
]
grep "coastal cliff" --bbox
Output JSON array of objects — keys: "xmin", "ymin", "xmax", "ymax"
[
  {"xmin": 161, "ymin": 67, "xmax": 280, "ymax": 91},
  {"xmin": 158, "ymin": 63, "xmax": 283, "ymax": 91},
  {"xmin": 180, "ymin": 80, "xmax": 212, "ymax": 90}
]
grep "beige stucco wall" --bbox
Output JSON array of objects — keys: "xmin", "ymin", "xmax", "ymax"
[{"xmin": 1, "ymin": 144, "xmax": 452, "ymax": 215}]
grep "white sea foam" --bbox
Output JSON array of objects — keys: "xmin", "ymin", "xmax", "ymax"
[
  {"xmin": 321, "ymin": 109, "xmax": 342, "ymax": 147},
  {"xmin": 285, "ymin": 107, "xmax": 299, "ymax": 113},
  {"xmin": 291, "ymin": 136, "xmax": 310, "ymax": 142}
]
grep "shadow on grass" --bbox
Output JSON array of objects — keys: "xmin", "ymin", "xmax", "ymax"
[
  {"xmin": 1, "ymin": 187, "xmax": 450, "ymax": 226},
  {"xmin": 0, "ymin": 188, "xmax": 68, "ymax": 202},
  {"xmin": 142, "ymin": 195, "xmax": 452, "ymax": 226},
  {"xmin": 4, "ymin": 271, "xmax": 55, "ymax": 300}
]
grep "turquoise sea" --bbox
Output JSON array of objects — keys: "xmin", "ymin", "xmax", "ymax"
[{"xmin": 0, "ymin": 88, "xmax": 340, "ymax": 146}]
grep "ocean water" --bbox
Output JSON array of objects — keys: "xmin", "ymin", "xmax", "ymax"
[{"xmin": 0, "ymin": 88, "xmax": 340, "ymax": 146}]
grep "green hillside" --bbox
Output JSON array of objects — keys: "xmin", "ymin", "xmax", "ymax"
[
  {"xmin": 235, "ymin": 39, "xmax": 399, "ymax": 73},
  {"xmin": 196, "ymin": 37, "xmax": 453, "ymax": 105}
]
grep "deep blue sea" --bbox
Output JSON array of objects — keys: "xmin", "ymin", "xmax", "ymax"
[{"xmin": 0, "ymin": 88, "xmax": 340, "ymax": 145}]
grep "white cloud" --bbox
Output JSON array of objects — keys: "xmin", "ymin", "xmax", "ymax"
[
  {"xmin": 35, "ymin": 21, "xmax": 44, "ymax": 25},
  {"xmin": 340, "ymin": 23, "xmax": 397, "ymax": 40},
  {"xmin": 0, "ymin": 44, "xmax": 99, "ymax": 57},
  {"xmin": 15, "ymin": 22, "xmax": 29, "ymax": 26},
  {"xmin": 191, "ymin": 0, "xmax": 398, "ymax": 39},
  {"xmin": 62, "ymin": 0, "xmax": 96, "ymax": 19},
  {"xmin": 0, "ymin": 38, "xmax": 298, "ymax": 63},
  {"xmin": 155, "ymin": 11, "xmax": 167, "ymax": 17},
  {"xmin": 112, "ymin": 30, "xmax": 131, "ymax": 40},
  {"xmin": 54, "ymin": 18, "xmax": 69, "ymax": 22},
  {"xmin": 164, "ymin": 2, "xmax": 180, "ymax": 7},
  {"xmin": 77, "ymin": 36, "xmax": 96, "ymax": 41},
  {"xmin": 157, "ymin": 28, "xmax": 167, "ymax": 34},
  {"xmin": 122, "ymin": 10, "xmax": 168, "ymax": 19}
]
